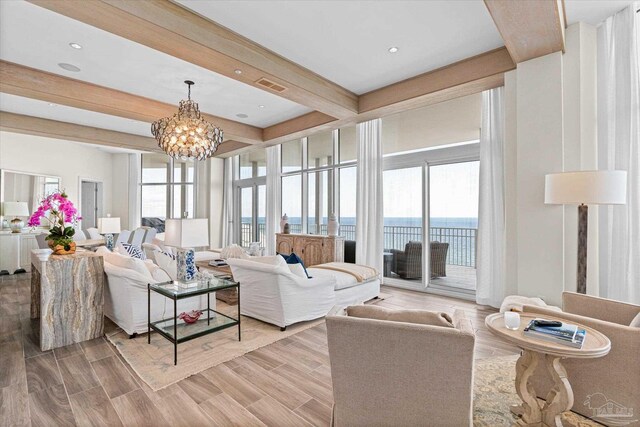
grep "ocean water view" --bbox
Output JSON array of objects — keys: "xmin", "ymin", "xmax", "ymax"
[{"xmin": 241, "ymin": 217, "xmax": 478, "ymax": 267}]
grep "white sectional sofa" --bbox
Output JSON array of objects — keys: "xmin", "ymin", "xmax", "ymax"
[
  {"xmin": 96, "ymin": 247, "xmax": 209, "ymax": 336},
  {"xmin": 227, "ymin": 256, "xmax": 380, "ymax": 330}
]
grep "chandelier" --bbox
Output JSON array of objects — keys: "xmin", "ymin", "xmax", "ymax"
[{"xmin": 151, "ymin": 80, "xmax": 223, "ymax": 160}]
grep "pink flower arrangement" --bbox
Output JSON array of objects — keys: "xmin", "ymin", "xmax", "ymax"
[{"xmin": 28, "ymin": 191, "xmax": 82, "ymax": 250}]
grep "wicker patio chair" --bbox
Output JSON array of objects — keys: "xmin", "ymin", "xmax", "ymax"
[
  {"xmin": 430, "ymin": 242, "xmax": 449, "ymax": 278},
  {"xmin": 390, "ymin": 241, "xmax": 449, "ymax": 279}
]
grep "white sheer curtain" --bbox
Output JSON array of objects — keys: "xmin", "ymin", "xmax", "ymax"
[
  {"xmin": 597, "ymin": 4, "xmax": 640, "ymax": 304},
  {"xmin": 476, "ymin": 87, "xmax": 506, "ymax": 308},
  {"xmin": 265, "ymin": 145, "xmax": 281, "ymax": 255},
  {"xmin": 221, "ymin": 157, "xmax": 235, "ymax": 247},
  {"xmin": 355, "ymin": 118, "xmax": 384, "ymax": 274}
]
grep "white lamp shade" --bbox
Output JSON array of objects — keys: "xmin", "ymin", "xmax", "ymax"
[
  {"xmin": 164, "ymin": 218, "xmax": 209, "ymax": 248},
  {"xmin": 97, "ymin": 217, "xmax": 121, "ymax": 234},
  {"xmin": 3, "ymin": 202, "xmax": 30, "ymax": 217},
  {"xmin": 545, "ymin": 170, "xmax": 627, "ymax": 205}
]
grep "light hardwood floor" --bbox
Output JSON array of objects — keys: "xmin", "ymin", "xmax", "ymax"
[{"xmin": 0, "ymin": 273, "xmax": 519, "ymax": 427}]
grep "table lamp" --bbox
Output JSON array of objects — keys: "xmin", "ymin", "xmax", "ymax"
[
  {"xmin": 3, "ymin": 202, "xmax": 30, "ymax": 233},
  {"xmin": 545, "ymin": 170, "xmax": 627, "ymax": 293},
  {"xmin": 164, "ymin": 218, "xmax": 209, "ymax": 284},
  {"xmin": 98, "ymin": 215, "xmax": 121, "ymax": 250}
]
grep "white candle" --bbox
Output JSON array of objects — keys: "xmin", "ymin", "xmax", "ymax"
[{"xmin": 504, "ymin": 311, "xmax": 521, "ymax": 330}]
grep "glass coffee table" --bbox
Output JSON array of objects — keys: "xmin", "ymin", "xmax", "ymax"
[{"xmin": 148, "ymin": 277, "xmax": 240, "ymax": 365}]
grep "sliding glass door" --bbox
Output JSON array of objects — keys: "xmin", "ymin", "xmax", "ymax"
[
  {"xmin": 383, "ymin": 167, "xmax": 425, "ymax": 285},
  {"xmin": 382, "ymin": 144, "xmax": 479, "ymax": 297},
  {"xmin": 428, "ymin": 161, "xmax": 479, "ymax": 293},
  {"xmin": 238, "ymin": 183, "xmax": 266, "ymax": 248}
]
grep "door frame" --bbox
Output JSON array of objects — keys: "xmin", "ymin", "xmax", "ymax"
[
  {"xmin": 381, "ymin": 142, "xmax": 480, "ymax": 299},
  {"xmin": 78, "ymin": 177, "xmax": 104, "ymax": 232},
  {"xmin": 234, "ymin": 176, "xmax": 266, "ymax": 247}
]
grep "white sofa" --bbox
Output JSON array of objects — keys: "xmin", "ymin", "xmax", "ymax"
[
  {"xmin": 227, "ymin": 256, "xmax": 380, "ymax": 330},
  {"xmin": 96, "ymin": 247, "xmax": 210, "ymax": 336},
  {"xmin": 228, "ymin": 256, "xmax": 337, "ymax": 330}
]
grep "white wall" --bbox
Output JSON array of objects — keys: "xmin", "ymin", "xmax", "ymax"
[
  {"xmin": 515, "ymin": 52, "xmax": 566, "ymax": 306},
  {"xmin": 504, "ymin": 23, "xmax": 599, "ymax": 306},
  {"xmin": 111, "ymin": 153, "xmax": 135, "ymax": 230},
  {"xmin": 0, "ymin": 131, "xmax": 115, "ymax": 224}
]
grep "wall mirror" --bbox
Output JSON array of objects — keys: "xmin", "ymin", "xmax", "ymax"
[{"xmin": 0, "ymin": 169, "xmax": 61, "ymax": 230}]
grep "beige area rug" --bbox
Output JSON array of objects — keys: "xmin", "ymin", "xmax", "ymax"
[
  {"xmin": 107, "ymin": 297, "xmax": 387, "ymax": 391},
  {"xmin": 473, "ymin": 356, "xmax": 601, "ymax": 426}
]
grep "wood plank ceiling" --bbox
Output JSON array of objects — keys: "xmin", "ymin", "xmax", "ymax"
[{"xmin": 0, "ymin": 0, "xmax": 565, "ymax": 156}]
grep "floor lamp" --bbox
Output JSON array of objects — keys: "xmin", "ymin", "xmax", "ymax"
[{"xmin": 544, "ymin": 170, "xmax": 627, "ymax": 294}]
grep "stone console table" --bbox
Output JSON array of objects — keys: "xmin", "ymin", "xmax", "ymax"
[{"xmin": 31, "ymin": 249, "xmax": 105, "ymax": 351}]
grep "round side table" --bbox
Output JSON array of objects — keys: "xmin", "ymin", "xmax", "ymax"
[{"xmin": 485, "ymin": 312, "xmax": 610, "ymax": 427}]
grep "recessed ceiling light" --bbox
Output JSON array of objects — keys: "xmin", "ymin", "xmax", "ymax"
[
  {"xmin": 69, "ymin": 42, "xmax": 82, "ymax": 49},
  {"xmin": 388, "ymin": 47, "xmax": 399, "ymax": 53},
  {"xmin": 58, "ymin": 63, "xmax": 81, "ymax": 72},
  {"xmin": 48, "ymin": 103, "xmax": 56, "ymax": 107},
  {"xmin": 234, "ymin": 69, "xmax": 242, "ymax": 75},
  {"xmin": 236, "ymin": 113, "xmax": 248, "ymax": 119},
  {"xmin": 258, "ymin": 105, "xmax": 265, "ymax": 109}
]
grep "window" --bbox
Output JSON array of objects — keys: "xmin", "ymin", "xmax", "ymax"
[
  {"xmin": 339, "ymin": 126, "xmax": 357, "ymax": 164},
  {"xmin": 308, "ymin": 170, "xmax": 332, "ymax": 234},
  {"xmin": 239, "ymin": 150, "xmax": 266, "ymax": 179},
  {"xmin": 282, "ymin": 140, "xmax": 302, "ymax": 173},
  {"xmin": 308, "ymin": 131, "xmax": 334, "ymax": 168},
  {"xmin": 140, "ymin": 153, "xmax": 197, "ymax": 232},
  {"xmin": 339, "ymin": 167, "xmax": 356, "ymax": 240},
  {"xmin": 281, "ymin": 174, "xmax": 302, "ymax": 233},
  {"xmin": 234, "ymin": 148, "xmax": 267, "ymax": 247},
  {"xmin": 280, "ymin": 128, "xmax": 355, "ymax": 236}
]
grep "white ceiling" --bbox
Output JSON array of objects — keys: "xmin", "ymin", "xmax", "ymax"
[
  {"xmin": 178, "ymin": 0, "xmax": 506, "ymax": 95},
  {"xmin": 0, "ymin": 93, "xmax": 152, "ymax": 137},
  {"xmin": 565, "ymin": 0, "xmax": 635, "ymax": 26},
  {"xmin": 0, "ymin": 0, "xmax": 311, "ymax": 128},
  {"xmin": 0, "ymin": 0, "xmax": 635, "ymax": 145}
]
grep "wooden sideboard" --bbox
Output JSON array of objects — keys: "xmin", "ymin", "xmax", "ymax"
[
  {"xmin": 276, "ymin": 233, "xmax": 345, "ymax": 267},
  {"xmin": 31, "ymin": 249, "xmax": 105, "ymax": 351}
]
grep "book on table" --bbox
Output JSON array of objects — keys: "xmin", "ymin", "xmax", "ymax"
[{"xmin": 523, "ymin": 319, "xmax": 587, "ymax": 349}]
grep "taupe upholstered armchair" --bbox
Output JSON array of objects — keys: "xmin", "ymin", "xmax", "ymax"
[
  {"xmin": 390, "ymin": 241, "xmax": 449, "ymax": 279},
  {"xmin": 326, "ymin": 306, "xmax": 476, "ymax": 427},
  {"xmin": 524, "ymin": 292, "xmax": 640, "ymax": 424}
]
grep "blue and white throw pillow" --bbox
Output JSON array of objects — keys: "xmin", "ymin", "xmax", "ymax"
[
  {"xmin": 119, "ymin": 242, "xmax": 146, "ymax": 260},
  {"xmin": 278, "ymin": 252, "xmax": 311, "ymax": 278}
]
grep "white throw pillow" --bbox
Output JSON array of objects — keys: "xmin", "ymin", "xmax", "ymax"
[
  {"xmin": 155, "ymin": 250, "xmax": 177, "ymax": 281},
  {"xmin": 144, "ymin": 261, "xmax": 171, "ymax": 283},
  {"xmin": 288, "ymin": 263, "xmax": 308, "ymax": 278},
  {"xmin": 103, "ymin": 250, "xmax": 152, "ymax": 280}
]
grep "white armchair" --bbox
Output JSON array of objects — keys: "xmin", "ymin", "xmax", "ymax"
[
  {"xmin": 227, "ymin": 256, "xmax": 336, "ymax": 330},
  {"xmin": 96, "ymin": 247, "xmax": 209, "ymax": 336}
]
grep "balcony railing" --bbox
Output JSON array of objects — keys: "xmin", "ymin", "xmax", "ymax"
[{"xmin": 240, "ymin": 222, "xmax": 477, "ymax": 267}]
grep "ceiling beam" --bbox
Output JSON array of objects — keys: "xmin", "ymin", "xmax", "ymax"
[
  {"xmin": 484, "ymin": 0, "xmax": 565, "ymax": 63},
  {"xmin": 263, "ymin": 48, "xmax": 512, "ymax": 145},
  {"xmin": 211, "ymin": 140, "xmax": 251, "ymax": 157},
  {"xmin": 359, "ymin": 47, "xmax": 514, "ymax": 115},
  {"xmin": 0, "ymin": 60, "xmax": 263, "ymax": 145},
  {"xmin": 28, "ymin": 0, "xmax": 358, "ymax": 119},
  {"xmin": 0, "ymin": 111, "xmax": 241, "ymax": 157},
  {"xmin": 262, "ymin": 111, "xmax": 337, "ymax": 143},
  {"xmin": 0, "ymin": 111, "xmax": 159, "ymax": 152}
]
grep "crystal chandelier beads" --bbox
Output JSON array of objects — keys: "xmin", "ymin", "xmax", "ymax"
[{"xmin": 151, "ymin": 81, "xmax": 223, "ymax": 161}]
